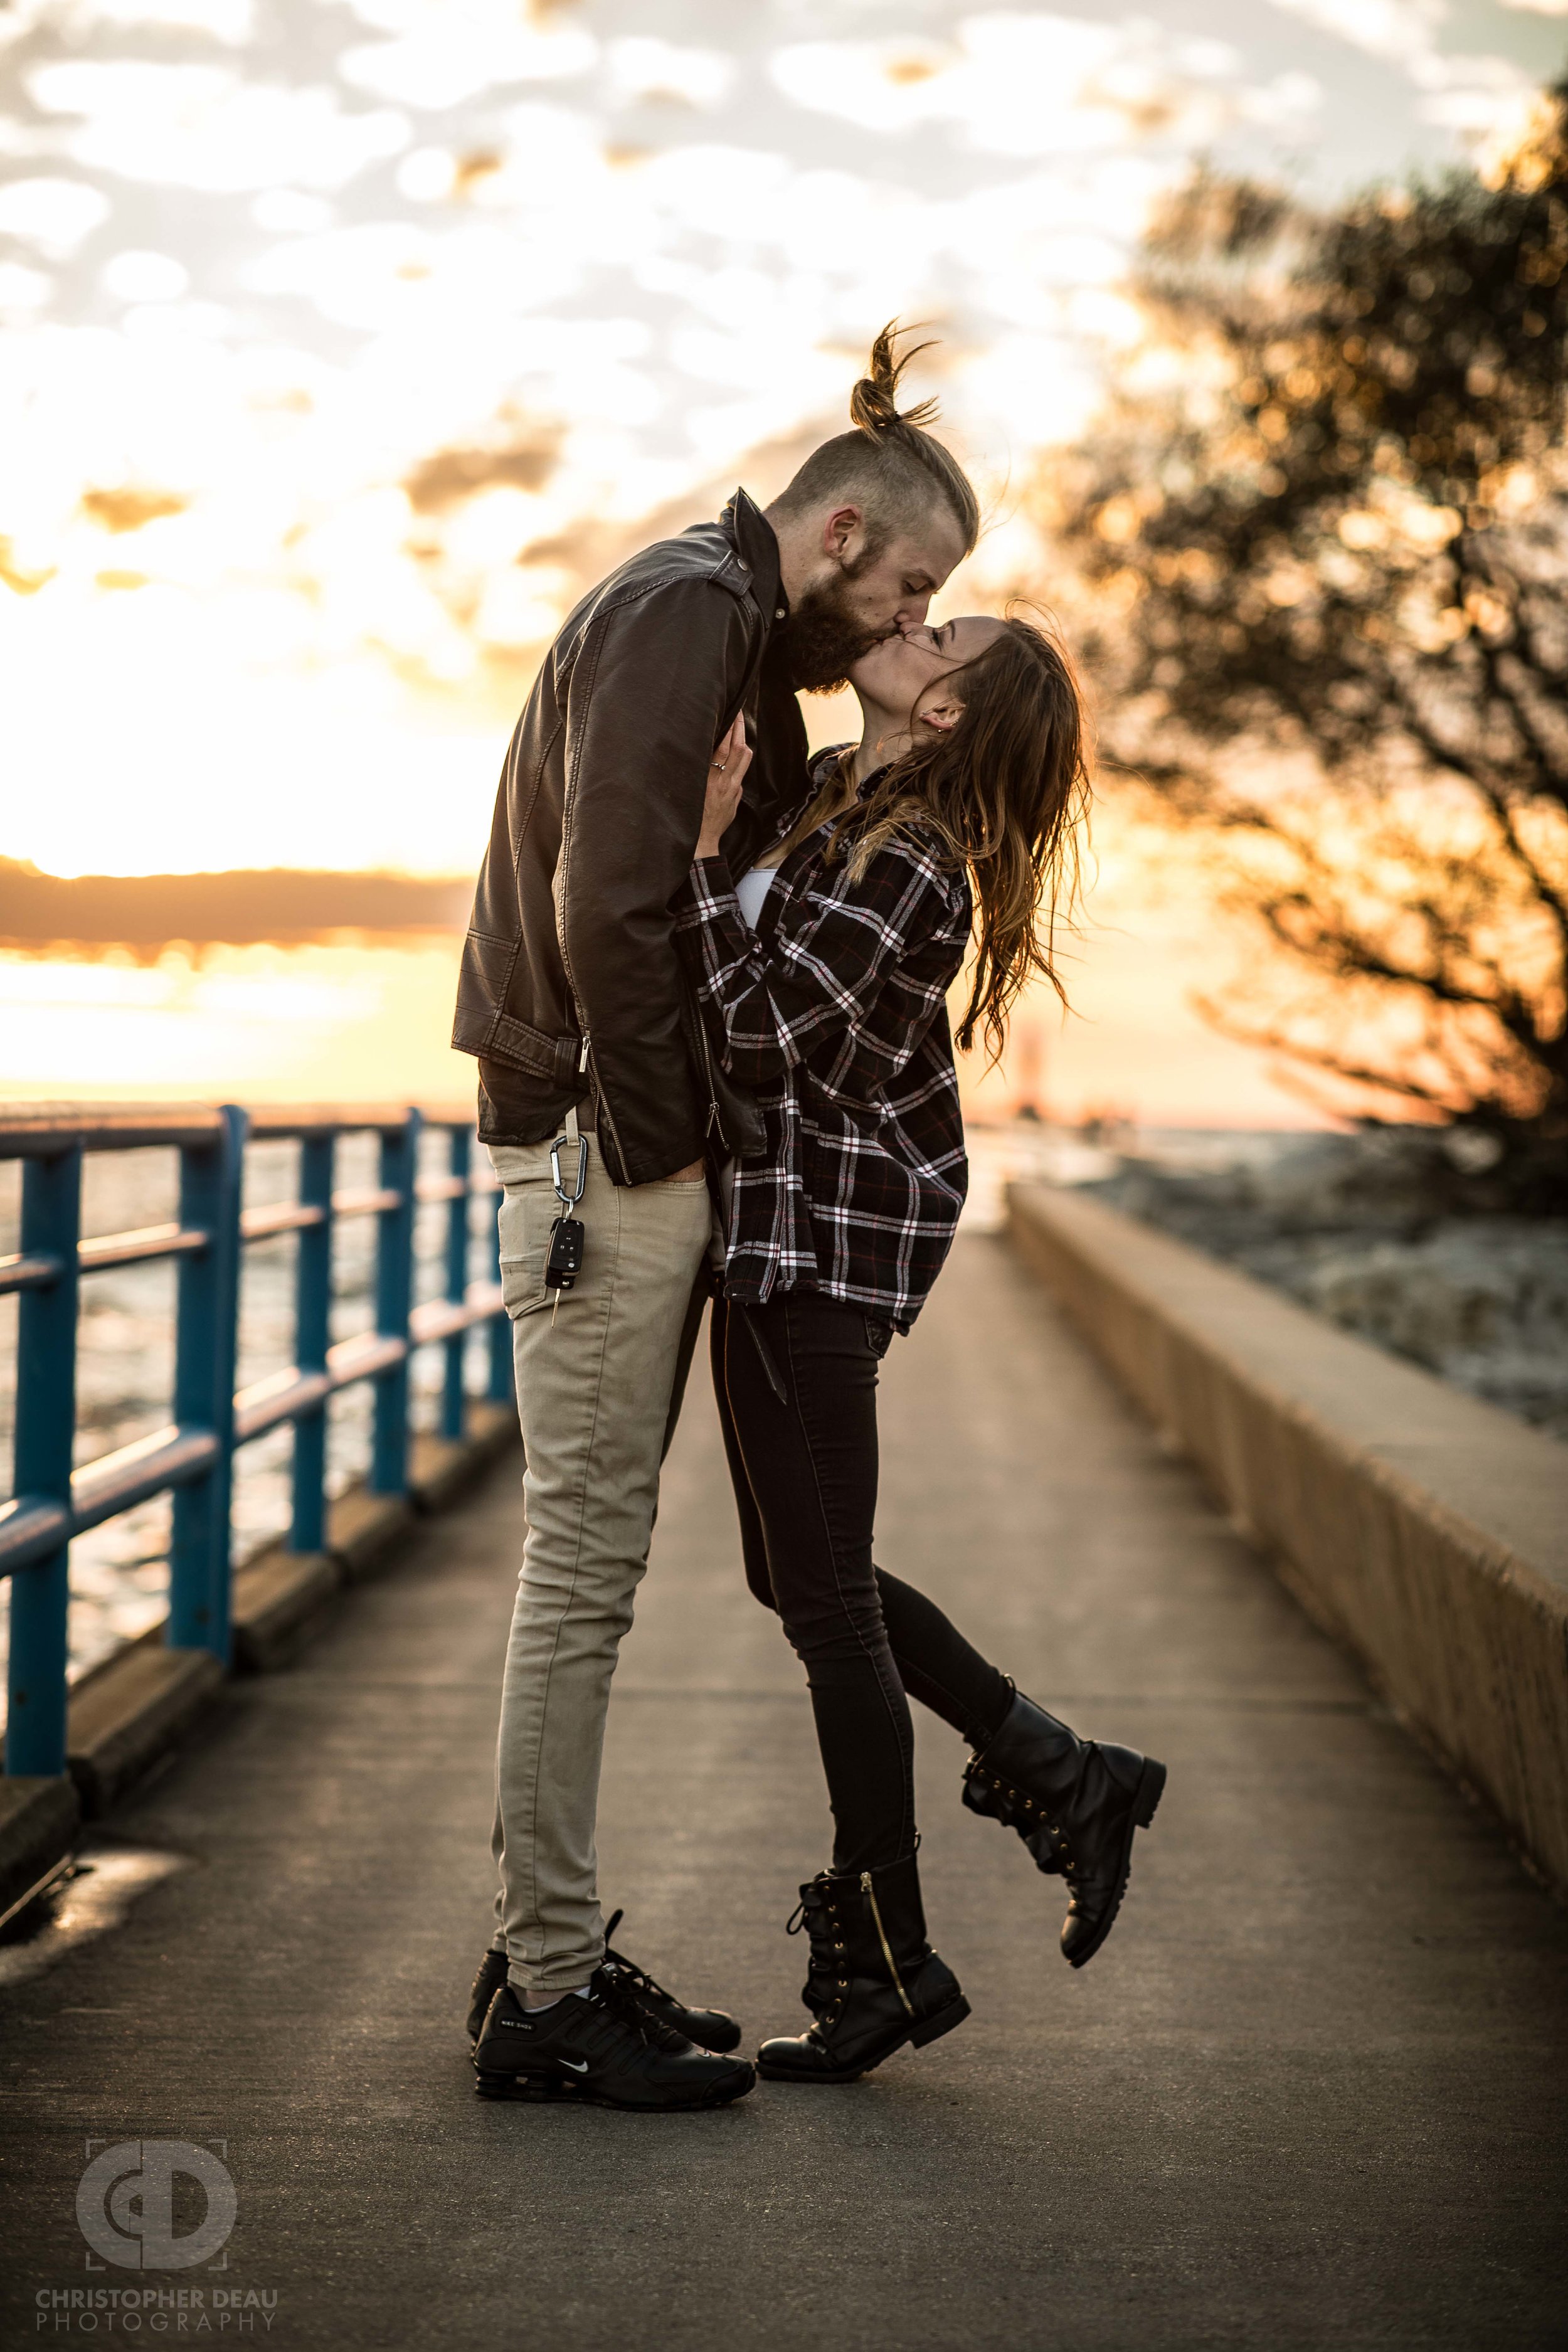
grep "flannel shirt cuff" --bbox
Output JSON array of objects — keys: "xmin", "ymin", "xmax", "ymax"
[
  {"xmin": 681, "ymin": 858, "xmax": 755, "ymax": 1004},
  {"xmin": 686, "ymin": 855, "xmax": 739, "ymax": 917}
]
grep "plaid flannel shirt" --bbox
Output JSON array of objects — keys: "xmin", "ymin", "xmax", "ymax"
[{"xmin": 675, "ymin": 757, "xmax": 971, "ymax": 1330}]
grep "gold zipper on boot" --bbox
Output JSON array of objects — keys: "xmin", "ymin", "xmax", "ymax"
[{"xmin": 862, "ymin": 1872, "xmax": 914, "ymax": 2016}]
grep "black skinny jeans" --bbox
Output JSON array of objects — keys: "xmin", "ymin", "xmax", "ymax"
[{"xmin": 711, "ymin": 1291, "xmax": 1012, "ymax": 1875}]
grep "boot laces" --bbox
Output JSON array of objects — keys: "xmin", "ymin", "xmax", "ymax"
[
  {"xmin": 786, "ymin": 1882, "xmax": 835, "ymax": 1961},
  {"xmin": 787, "ymin": 1882, "xmax": 845, "ymax": 2019},
  {"xmin": 968, "ymin": 1756, "xmax": 1077, "ymax": 1878}
]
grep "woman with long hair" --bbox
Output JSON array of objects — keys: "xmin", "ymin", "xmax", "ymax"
[{"xmin": 678, "ymin": 601, "xmax": 1167, "ymax": 2085}]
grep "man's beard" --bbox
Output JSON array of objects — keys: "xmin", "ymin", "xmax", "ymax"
[{"xmin": 778, "ymin": 578, "xmax": 886, "ymax": 693}]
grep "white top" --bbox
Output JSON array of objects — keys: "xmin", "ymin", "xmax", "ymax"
[{"xmin": 734, "ymin": 863, "xmax": 780, "ymax": 933}]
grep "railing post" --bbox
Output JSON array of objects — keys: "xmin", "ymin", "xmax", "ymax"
[
  {"xmin": 371, "ymin": 1111, "xmax": 420, "ymax": 1496},
  {"xmin": 6, "ymin": 1146, "xmax": 82, "ymax": 1777},
  {"xmin": 290, "ymin": 1132, "xmax": 335, "ymax": 1554},
  {"xmin": 442, "ymin": 1126, "xmax": 470, "ymax": 1441},
  {"xmin": 169, "ymin": 1104, "xmax": 246, "ymax": 1663},
  {"xmin": 485, "ymin": 1157, "xmax": 513, "ymax": 1407}
]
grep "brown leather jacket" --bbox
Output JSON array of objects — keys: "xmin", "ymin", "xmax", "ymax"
[{"xmin": 451, "ymin": 490, "xmax": 808, "ymax": 1183}]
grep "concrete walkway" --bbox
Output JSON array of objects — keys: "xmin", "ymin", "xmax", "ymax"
[{"xmin": 3, "ymin": 1234, "xmax": 1565, "ymax": 2351}]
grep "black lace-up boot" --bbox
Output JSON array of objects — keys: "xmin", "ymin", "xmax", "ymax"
[
  {"xmin": 963, "ymin": 1688, "xmax": 1166, "ymax": 1968},
  {"xmin": 473, "ymin": 1968, "xmax": 755, "ymax": 2111},
  {"xmin": 464, "ymin": 1909, "xmax": 741, "ymax": 2051},
  {"xmin": 756, "ymin": 1854, "xmax": 969, "ymax": 2084}
]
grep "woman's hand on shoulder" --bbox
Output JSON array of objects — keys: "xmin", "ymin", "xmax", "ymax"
[{"xmin": 696, "ymin": 714, "xmax": 751, "ymax": 859}]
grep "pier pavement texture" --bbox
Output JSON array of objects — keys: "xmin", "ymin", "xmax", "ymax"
[{"xmin": 3, "ymin": 1236, "xmax": 1565, "ymax": 2349}]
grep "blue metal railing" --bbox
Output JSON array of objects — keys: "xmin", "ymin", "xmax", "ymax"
[{"xmin": 0, "ymin": 1102, "xmax": 513, "ymax": 1779}]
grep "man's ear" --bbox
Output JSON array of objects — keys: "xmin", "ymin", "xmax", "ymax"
[{"xmin": 820, "ymin": 504, "xmax": 864, "ymax": 564}]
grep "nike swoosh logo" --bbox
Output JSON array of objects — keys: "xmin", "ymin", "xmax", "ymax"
[{"xmin": 560, "ymin": 2060, "xmax": 589, "ymax": 2073}]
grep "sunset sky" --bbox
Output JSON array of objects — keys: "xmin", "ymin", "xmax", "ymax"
[{"xmin": 2, "ymin": 0, "xmax": 1564, "ymax": 1117}]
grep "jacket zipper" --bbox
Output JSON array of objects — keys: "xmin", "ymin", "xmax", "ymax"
[
  {"xmin": 581, "ymin": 1032, "xmax": 631, "ymax": 1184},
  {"xmin": 696, "ymin": 1014, "xmax": 725, "ymax": 1148},
  {"xmin": 581, "ymin": 1023, "xmax": 714, "ymax": 1184}
]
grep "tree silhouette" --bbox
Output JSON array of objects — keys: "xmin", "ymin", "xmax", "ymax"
[{"xmin": 1048, "ymin": 81, "xmax": 1568, "ymax": 1207}]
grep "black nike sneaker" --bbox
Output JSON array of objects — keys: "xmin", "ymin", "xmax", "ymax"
[
  {"xmin": 473, "ymin": 1968, "xmax": 755, "ymax": 2111},
  {"xmin": 464, "ymin": 1910, "xmax": 741, "ymax": 2051}
]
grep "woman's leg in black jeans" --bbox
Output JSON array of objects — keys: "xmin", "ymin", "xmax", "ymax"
[
  {"xmin": 872, "ymin": 1569, "xmax": 1012, "ymax": 1749},
  {"xmin": 715, "ymin": 1288, "xmax": 915, "ymax": 1873},
  {"xmin": 711, "ymin": 1298, "xmax": 1014, "ymax": 1802},
  {"xmin": 712, "ymin": 1303, "xmax": 1165, "ymax": 1977}
]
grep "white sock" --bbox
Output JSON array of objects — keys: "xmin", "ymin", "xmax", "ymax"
[{"xmin": 519, "ymin": 1984, "xmax": 592, "ymax": 2011}]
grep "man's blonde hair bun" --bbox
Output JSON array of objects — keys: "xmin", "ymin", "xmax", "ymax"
[
  {"xmin": 773, "ymin": 320, "xmax": 980, "ymax": 554},
  {"xmin": 849, "ymin": 322, "xmax": 943, "ymax": 438}
]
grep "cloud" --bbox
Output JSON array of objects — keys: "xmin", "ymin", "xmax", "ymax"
[
  {"xmin": 1264, "ymin": 0, "xmax": 1535, "ymax": 144},
  {"xmin": 251, "ymin": 189, "xmax": 334, "ymax": 233},
  {"xmin": 0, "ymin": 1, "xmax": 54, "ymax": 51},
  {"xmin": 338, "ymin": 3, "xmax": 596, "ymax": 111},
  {"xmin": 26, "ymin": 61, "xmax": 410, "ymax": 192},
  {"xmin": 80, "ymin": 484, "xmax": 191, "ymax": 530},
  {"xmin": 403, "ymin": 432, "xmax": 561, "ymax": 513},
  {"xmin": 1263, "ymin": 0, "xmax": 1443, "ymax": 66},
  {"xmin": 245, "ymin": 218, "xmax": 581, "ymax": 332},
  {"xmin": 102, "ymin": 248, "xmax": 189, "ymax": 302},
  {"xmin": 51, "ymin": 0, "xmax": 255, "ymax": 40},
  {"xmin": 0, "ymin": 174, "xmax": 110, "ymax": 254},
  {"xmin": 767, "ymin": 14, "xmax": 1293, "ymax": 159},
  {"xmin": 769, "ymin": 18, "xmax": 1128, "ymax": 151},
  {"xmin": 604, "ymin": 39, "xmax": 736, "ymax": 112},
  {"xmin": 0, "ymin": 260, "xmax": 52, "ymax": 311}
]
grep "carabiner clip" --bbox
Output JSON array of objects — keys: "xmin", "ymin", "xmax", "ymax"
[{"xmin": 550, "ymin": 1131, "xmax": 588, "ymax": 1209}]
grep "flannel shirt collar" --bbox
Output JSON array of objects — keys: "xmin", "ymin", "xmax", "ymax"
[{"xmin": 758, "ymin": 746, "xmax": 889, "ymax": 866}]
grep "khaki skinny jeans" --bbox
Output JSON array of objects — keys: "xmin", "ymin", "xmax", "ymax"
[{"xmin": 489, "ymin": 1136, "xmax": 712, "ymax": 1991}]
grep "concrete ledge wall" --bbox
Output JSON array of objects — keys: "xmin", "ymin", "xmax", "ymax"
[{"xmin": 1007, "ymin": 1182, "xmax": 1568, "ymax": 1895}]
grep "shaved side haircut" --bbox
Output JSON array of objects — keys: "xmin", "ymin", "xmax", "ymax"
[{"xmin": 771, "ymin": 324, "xmax": 981, "ymax": 558}]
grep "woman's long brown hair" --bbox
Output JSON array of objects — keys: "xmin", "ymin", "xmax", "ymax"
[{"xmin": 825, "ymin": 614, "xmax": 1091, "ymax": 1060}]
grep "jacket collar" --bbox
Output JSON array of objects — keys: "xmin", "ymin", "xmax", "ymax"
[{"xmin": 722, "ymin": 487, "xmax": 786, "ymax": 626}]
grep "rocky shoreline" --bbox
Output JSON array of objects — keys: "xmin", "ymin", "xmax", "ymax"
[{"xmin": 1081, "ymin": 1130, "xmax": 1568, "ymax": 1441}]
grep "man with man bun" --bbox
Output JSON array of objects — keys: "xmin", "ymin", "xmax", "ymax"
[{"xmin": 454, "ymin": 328, "xmax": 979, "ymax": 2112}]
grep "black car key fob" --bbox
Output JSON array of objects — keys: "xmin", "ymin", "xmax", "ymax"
[{"xmin": 545, "ymin": 1216, "xmax": 585, "ymax": 1291}]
